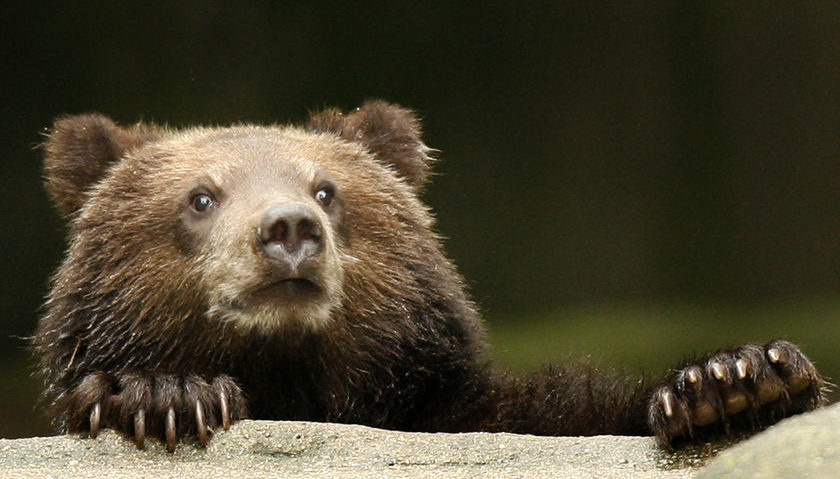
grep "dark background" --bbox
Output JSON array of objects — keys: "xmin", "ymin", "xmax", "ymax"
[{"xmin": 2, "ymin": 2, "xmax": 839, "ymax": 438}]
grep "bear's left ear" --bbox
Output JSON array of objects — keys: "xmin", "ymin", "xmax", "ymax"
[
  {"xmin": 307, "ymin": 101, "xmax": 436, "ymax": 189},
  {"xmin": 42, "ymin": 114, "xmax": 162, "ymax": 217}
]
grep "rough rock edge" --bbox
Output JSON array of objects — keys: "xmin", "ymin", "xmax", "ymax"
[{"xmin": 697, "ymin": 401, "xmax": 840, "ymax": 479}]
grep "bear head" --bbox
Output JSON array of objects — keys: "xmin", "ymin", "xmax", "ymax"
[{"xmin": 42, "ymin": 102, "xmax": 441, "ymax": 339}]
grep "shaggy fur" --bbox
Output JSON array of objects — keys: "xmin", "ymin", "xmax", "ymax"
[{"xmin": 35, "ymin": 101, "xmax": 825, "ymax": 449}]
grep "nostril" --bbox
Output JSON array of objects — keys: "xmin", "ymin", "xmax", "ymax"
[
  {"xmin": 296, "ymin": 218, "xmax": 322, "ymax": 243},
  {"xmin": 263, "ymin": 219, "xmax": 288, "ymax": 244}
]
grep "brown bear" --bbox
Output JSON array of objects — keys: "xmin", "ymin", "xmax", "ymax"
[{"xmin": 35, "ymin": 101, "xmax": 826, "ymax": 452}]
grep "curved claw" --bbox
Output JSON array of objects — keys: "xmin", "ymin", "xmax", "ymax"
[
  {"xmin": 685, "ymin": 367, "xmax": 702, "ymax": 385},
  {"xmin": 89, "ymin": 402, "xmax": 101, "ymax": 439},
  {"xmin": 195, "ymin": 400, "xmax": 208, "ymax": 447},
  {"xmin": 711, "ymin": 361, "xmax": 728, "ymax": 382},
  {"xmin": 219, "ymin": 389, "xmax": 230, "ymax": 431},
  {"xmin": 735, "ymin": 358, "xmax": 750, "ymax": 379},
  {"xmin": 660, "ymin": 390, "xmax": 675, "ymax": 418},
  {"xmin": 165, "ymin": 407, "xmax": 177, "ymax": 453},
  {"xmin": 134, "ymin": 408, "xmax": 145, "ymax": 449}
]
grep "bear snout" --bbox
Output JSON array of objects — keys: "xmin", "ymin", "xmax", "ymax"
[{"xmin": 256, "ymin": 203, "xmax": 324, "ymax": 274}]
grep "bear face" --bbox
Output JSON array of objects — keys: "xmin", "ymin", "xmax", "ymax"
[
  {"xmin": 36, "ymin": 102, "xmax": 825, "ymax": 452},
  {"xmin": 45, "ymin": 105, "xmax": 442, "ymax": 338}
]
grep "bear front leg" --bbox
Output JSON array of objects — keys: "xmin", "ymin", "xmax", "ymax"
[
  {"xmin": 60, "ymin": 371, "xmax": 247, "ymax": 451},
  {"xmin": 648, "ymin": 339, "xmax": 827, "ymax": 445}
]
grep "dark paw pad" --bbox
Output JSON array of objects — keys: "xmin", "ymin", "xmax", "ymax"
[
  {"xmin": 648, "ymin": 339, "xmax": 826, "ymax": 445},
  {"xmin": 61, "ymin": 371, "xmax": 247, "ymax": 451}
]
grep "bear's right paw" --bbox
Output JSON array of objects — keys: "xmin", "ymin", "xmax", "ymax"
[
  {"xmin": 647, "ymin": 339, "xmax": 826, "ymax": 446},
  {"xmin": 62, "ymin": 371, "xmax": 247, "ymax": 452}
]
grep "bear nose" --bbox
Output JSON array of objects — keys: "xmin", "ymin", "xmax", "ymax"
[{"xmin": 257, "ymin": 203, "xmax": 324, "ymax": 264}]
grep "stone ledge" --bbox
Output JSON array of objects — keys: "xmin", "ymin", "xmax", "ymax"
[
  {"xmin": 0, "ymin": 420, "xmax": 699, "ymax": 479},
  {"xmin": 4, "ymin": 402, "xmax": 837, "ymax": 477}
]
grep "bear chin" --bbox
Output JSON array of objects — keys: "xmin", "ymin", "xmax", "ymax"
[
  {"xmin": 204, "ymin": 274, "xmax": 341, "ymax": 335},
  {"xmin": 206, "ymin": 296, "xmax": 337, "ymax": 335}
]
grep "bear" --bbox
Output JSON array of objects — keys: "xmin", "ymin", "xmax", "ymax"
[{"xmin": 35, "ymin": 101, "xmax": 826, "ymax": 452}]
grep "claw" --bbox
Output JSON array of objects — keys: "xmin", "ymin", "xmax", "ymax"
[
  {"xmin": 768, "ymin": 348, "xmax": 781, "ymax": 363},
  {"xmin": 89, "ymin": 402, "xmax": 101, "ymax": 439},
  {"xmin": 219, "ymin": 389, "xmax": 230, "ymax": 430},
  {"xmin": 134, "ymin": 408, "xmax": 146, "ymax": 450},
  {"xmin": 661, "ymin": 390, "xmax": 675, "ymax": 418},
  {"xmin": 165, "ymin": 407, "xmax": 177, "ymax": 453},
  {"xmin": 195, "ymin": 400, "xmax": 208, "ymax": 447},
  {"xmin": 735, "ymin": 358, "xmax": 750, "ymax": 379},
  {"xmin": 685, "ymin": 367, "xmax": 701, "ymax": 384},
  {"xmin": 711, "ymin": 362, "xmax": 728, "ymax": 382}
]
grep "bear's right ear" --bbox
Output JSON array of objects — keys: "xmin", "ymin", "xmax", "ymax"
[
  {"xmin": 307, "ymin": 101, "xmax": 436, "ymax": 189},
  {"xmin": 43, "ymin": 114, "xmax": 160, "ymax": 217}
]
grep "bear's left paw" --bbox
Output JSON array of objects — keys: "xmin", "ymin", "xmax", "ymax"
[{"xmin": 648, "ymin": 339, "xmax": 826, "ymax": 445}]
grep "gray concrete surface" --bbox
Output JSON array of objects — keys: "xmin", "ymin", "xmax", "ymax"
[{"xmin": 0, "ymin": 420, "xmax": 702, "ymax": 479}]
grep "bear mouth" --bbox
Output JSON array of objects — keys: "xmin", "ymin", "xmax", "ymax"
[{"xmin": 250, "ymin": 277, "xmax": 323, "ymax": 302}]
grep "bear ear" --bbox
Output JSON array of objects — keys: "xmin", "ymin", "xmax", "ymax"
[
  {"xmin": 43, "ymin": 114, "xmax": 161, "ymax": 217},
  {"xmin": 307, "ymin": 101, "xmax": 436, "ymax": 189}
]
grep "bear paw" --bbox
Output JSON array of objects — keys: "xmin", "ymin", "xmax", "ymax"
[
  {"xmin": 648, "ymin": 339, "xmax": 826, "ymax": 445},
  {"xmin": 62, "ymin": 371, "xmax": 247, "ymax": 451}
]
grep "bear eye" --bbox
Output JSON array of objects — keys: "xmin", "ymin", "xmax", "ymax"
[
  {"xmin": 190, "ymin": 193, "xmax": 215, "ymax": 213},
  {"xmin": 314, "ymin": 185, "xmax": 335, "ymax": 207}
]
